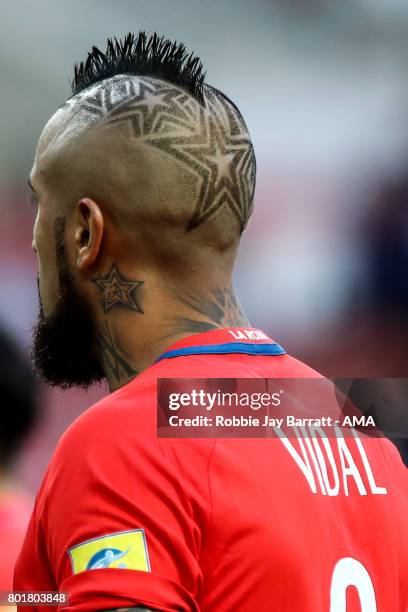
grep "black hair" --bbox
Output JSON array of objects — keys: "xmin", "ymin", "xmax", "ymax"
[
  {"xmin": 0, "ymin": 328, "xmax": 39, "ymax": 467},
  {"xmin": 71, "ymin": 31, "xmax": 205, "ymax": 104}
]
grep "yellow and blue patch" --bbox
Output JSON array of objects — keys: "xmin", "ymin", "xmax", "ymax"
[{"xmin": 68, "ymin": 529, "xmax": 150, "ymax": 575}]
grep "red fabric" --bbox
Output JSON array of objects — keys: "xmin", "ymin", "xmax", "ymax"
[
  {"xmin": 14, "ymin": 328, "xmax": 408, "ymax": 611},
  {"xmin": 59, "ymin": 570, "xmax": 199, "ymax": 612}
]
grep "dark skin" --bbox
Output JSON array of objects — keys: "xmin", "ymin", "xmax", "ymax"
[
  {"xmin": 29, "ymin": 79, "xmax": 248, "ymax": 390},
  {"xmin": 29, "ymin": 76, "xmax": 252, "ymax": 607},
  {"xmin": 30, "ymin": 76, "xmax": 250, "ymax": 392}
]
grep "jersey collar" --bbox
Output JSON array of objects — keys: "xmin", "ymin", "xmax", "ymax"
[{"xmin": 156, "ymin": 327, "xmax": 286, "ymax": 362}]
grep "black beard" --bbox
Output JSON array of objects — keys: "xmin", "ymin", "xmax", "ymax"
[{"xmin": 32, "ymin": 223, "xmax": 105, "ymax": 389}]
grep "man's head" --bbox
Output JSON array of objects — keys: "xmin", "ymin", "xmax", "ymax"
[{"xmin": 30, "ymin": 32, "xmax": 256, "ymax": 389}]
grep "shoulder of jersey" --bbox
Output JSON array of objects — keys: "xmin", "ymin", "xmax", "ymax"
[
  {"xmin": 55, "ymin": 346, "xmax": 324, "ymax": 456},
  {"xmin": 63, "ymin": 375, "xmax": 156, "ymax": 439}
]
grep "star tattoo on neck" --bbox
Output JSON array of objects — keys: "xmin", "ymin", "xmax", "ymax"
[{"xmin": 92, "ymin": 264, "xmax": 144, "ymax": 313}]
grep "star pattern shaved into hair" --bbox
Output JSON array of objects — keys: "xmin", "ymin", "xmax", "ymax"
[
  {"xmin": 148, "ymin": 102, "xmax": 255, "ymax": 230},
  {"xmin": 66, "ymin": 75, "xmax": 256, "ymax": 233},
  {"xmin": 64, "ymin": 33, "xmax": 256, "ymax": 233}
]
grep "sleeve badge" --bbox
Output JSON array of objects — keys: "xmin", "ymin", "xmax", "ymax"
[{"xmin": 68, "ymin": 528, "xmax": 150, "ymax": 574}]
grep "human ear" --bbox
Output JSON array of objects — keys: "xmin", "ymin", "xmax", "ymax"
[{"xmin": 74, "ymin": 198, "xmax": 104, "ymax": 271}]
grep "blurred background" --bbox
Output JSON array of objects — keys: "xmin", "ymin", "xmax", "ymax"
[{"xmin": 0, "ymin": 0, "xmax": 407, "ymax": 517}]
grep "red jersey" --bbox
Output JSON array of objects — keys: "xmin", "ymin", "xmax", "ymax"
[{"xmin": 14, "ymin": 328, "xmax": 408, "ymax": 611}]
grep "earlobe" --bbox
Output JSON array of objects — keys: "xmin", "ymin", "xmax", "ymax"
[{"xmin": 76, "ymin": 198, "xmax": 104, "ymax": 271}]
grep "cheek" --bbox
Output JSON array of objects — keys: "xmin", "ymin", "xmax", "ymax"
[{"xmin": 34, "ymin": 211, "xmax": 60, "ymax": 314}]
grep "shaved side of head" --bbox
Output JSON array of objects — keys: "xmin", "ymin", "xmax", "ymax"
[
  {"xmin": 36, "ymin": 33, "xmax": 256, "ymax": 270},
  {"xmin": 63, "ymin": 73, "xmax": 256, "ymax": 232},
  {"xmin": 31, "ymin": 33, "xmax": 255, "ymax": 390}
]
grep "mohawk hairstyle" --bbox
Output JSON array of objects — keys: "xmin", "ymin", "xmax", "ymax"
[{"xmin": 71, "ymin": 31, "xmax": 206, "ymax": 104}]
